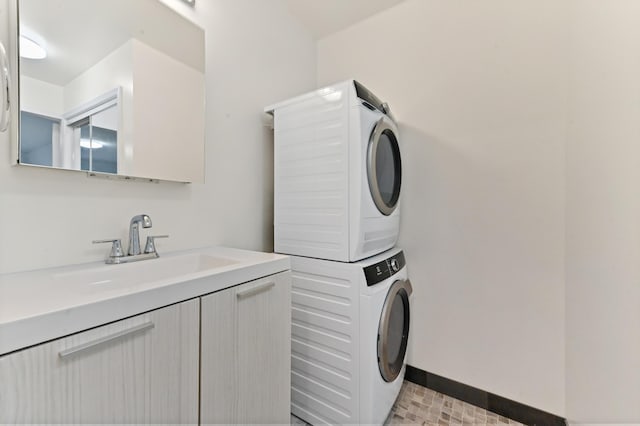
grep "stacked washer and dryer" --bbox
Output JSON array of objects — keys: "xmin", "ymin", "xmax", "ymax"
[{"xmin": 266, "ymin": 80, "xmax": 412, "ymax": 425}]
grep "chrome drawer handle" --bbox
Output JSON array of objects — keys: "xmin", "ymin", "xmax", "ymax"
[
  {"xmin": 236, "ymin": 281, "xmax": 275, "ymax": 299},
  {"xmin": 58, "ymin": 321, "xmax": 154, "ymax": 359}
]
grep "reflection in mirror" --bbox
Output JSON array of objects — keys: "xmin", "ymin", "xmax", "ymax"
[
  {"xmin": 15, "ymin": 0, "xmax": 205, "ymax": 182},
  {"xmin": 78, "ymin": 104, "xmax": 118, "ymax": 174},
  {"xmin": 20, "ymin": 112, "xmax": 57, "ymax": 167},
  {"xmin": 21, "ymin": 88, "xmax": 120, "ymax": 173}
]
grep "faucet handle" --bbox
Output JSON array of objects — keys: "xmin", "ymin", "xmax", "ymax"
[
  {"xmin": 144, "ymin": 235, "xmax": 169, "ymax": 254},
  {"xmin": 93, "ymin": 239, "xmax": 125, "ymax": 258}
]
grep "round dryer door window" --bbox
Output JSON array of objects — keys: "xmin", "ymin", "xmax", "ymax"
[
  {"xmin": 368, "ymin": 117, "xmax": 402, "ymax": 216},
  {"xmin": 378, "ymin": 279, "xmax": 412, "ymax": 382}
]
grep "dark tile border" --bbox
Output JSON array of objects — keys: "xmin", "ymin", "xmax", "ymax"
[{"xmin": 405, "ymin": 365, "xmax": 566, "ymax": 426}]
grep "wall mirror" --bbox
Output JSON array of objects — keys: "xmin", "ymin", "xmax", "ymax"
[{"xmin": 11, "ymin": 0, "xmax": 205, "ymax": 183}]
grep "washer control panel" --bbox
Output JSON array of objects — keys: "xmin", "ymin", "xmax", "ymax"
[
  {"xmin": 363, "ymin": 251, "xmax": 406, "ymax": 286},
  {"xmin": 390, "ymin": 258, "xmax": 399, "ymax": 272}
]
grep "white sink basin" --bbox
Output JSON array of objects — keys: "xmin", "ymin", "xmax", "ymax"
[{"xmin": 52, "ymin": 253, "xmax": 239, "ymax": 288}]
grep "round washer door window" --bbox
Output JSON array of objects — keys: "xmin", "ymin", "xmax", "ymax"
[
  {"xmin": 378, "ymin": 279, "xmax": 412, "ymax": 382},
  {"xmin": 367, "ymin": 117, "xmax": 402, "ymax": 216}
]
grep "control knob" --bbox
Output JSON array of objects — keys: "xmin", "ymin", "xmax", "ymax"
[{"xmin": 390, "ymin": 258, "xmax": 399, "ymax": 272}]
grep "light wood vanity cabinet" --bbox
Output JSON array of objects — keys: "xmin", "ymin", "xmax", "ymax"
[
  {"xmin": 200, "ymin": 272, "xmax": 292, "ymax": 424},
  {"xmin": 0, "ymin": 299, "xmax": 200, "ymax": 424},
  {"xmin": 0, "ymin": 271, "xmax": 291, "ymax": 424}
]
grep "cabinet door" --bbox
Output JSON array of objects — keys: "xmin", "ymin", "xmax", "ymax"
[
  {"xmin": 0, "ymin": 299, "xmax": 199, "ymax": 424},
  {"xmin": 200, "ymin": 272, "xmax": 291, "ymax": 424}
]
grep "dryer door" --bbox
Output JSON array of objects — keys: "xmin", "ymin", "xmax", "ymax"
[
  {"xmin": 378, "ymin": 279, "xmax": 412, "ymax": 382},
  {"xmin": 367, "ymin": 116, "xmax": 402, "ymax": 216}
]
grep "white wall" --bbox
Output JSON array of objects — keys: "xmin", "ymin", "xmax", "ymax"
[
  {"xmin": 0, "ymin": 0, "xmax": 316, "ymax": 274},
  {"xmin": 130, "ymin": 39, "xmax": 205, "ymax": 182},
  {"xmin": 565, "ymin": 0, "xmax": 640, "ymax": 423},
  {"xmin": 318, "ymin": 0, "xmax": 567, "ymax": 416},
  {"xmin": 63, "ymin": 41, "xmax": 134, "ymax": 113},
  {"xmin": 20, "ymin": 76, "xmax": 63, "ymax": 117}
]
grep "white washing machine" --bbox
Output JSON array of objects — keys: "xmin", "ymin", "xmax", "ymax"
[
  {"xmin": 290, "ymin": 248, "xmax": 412, "ymax": 425},
  {"xmin": 266, "ymin": 80, "xmax": 402, "ymax": 262}
]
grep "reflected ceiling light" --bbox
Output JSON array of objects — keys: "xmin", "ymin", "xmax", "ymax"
[
  {"xmin": 181, "ymin": 0, "xmax": 195, "ymax": 5},
  {"xmin": 19, "ymin": 35, "xmax": 47, "ymax": 60},
  {"xmin": 80, "ymin": 139, "xmax": 104, "ymax": 149}
]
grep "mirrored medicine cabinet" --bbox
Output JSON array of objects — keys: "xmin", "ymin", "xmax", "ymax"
[{"xmin": 8, "ymin": 0, "xmax": 205, "ymax": 183}]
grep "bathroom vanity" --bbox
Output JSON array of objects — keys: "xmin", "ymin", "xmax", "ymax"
[{"xmin": 0, "ymin": 247, "xmax": 291, "ymax": 424}]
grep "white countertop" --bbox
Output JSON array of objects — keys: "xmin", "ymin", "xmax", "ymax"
[{"xmin": 0, "ymin": 246, "xmax": 290, "ymax": 356}]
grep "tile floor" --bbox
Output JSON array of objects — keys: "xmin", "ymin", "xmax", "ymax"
[
  {"xmin": 385, "ymin": 381, "xmax": 524, "ymax": 425},
  {"xmin": 290, "ymin": 380, "xmax": 524, "ymax": 425}
]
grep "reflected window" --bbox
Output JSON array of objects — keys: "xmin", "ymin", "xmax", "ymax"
[
  {"xmin": 19, "ymin": 88, "xmax": 120, "ymax": 174},
  {"xmin": 71, "ymin": 105, "xmax": 118, "ymax": 174},
  {"xmin": 19, "ymin": 111, "xmax": 59, "ymax": 167}
]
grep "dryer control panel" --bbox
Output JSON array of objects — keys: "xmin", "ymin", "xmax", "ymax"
[
  {"xmin": 354, "ymin": 80, "xmax": 388, "ymax": 116},
  {"xmin": 363, "ymin": 251, "xmax": 406, "ymax": 286}
]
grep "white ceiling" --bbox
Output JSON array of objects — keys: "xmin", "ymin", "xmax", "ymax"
[
  {"xmin": 284, "ymin": 0, "xmax": 406, "ymax": 39},
  {"xmin": 20, "ymin": 0, "xmax": 405, "ymax": 86}
]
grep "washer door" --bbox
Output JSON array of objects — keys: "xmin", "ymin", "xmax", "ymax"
[
  {"xmin": 378, "ymin": 279, "xmax": 412, "ymax": 382},
  {"xmin": 367, "ymin": 116, "xmax": 402, "ymax": 216}
]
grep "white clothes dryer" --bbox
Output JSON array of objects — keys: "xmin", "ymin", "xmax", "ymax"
[
  {"xmin": 266, "ymin": 80, "xmax": 402, "ymax": 262},
  {"xmin": 290, "ymin": 248, "xmax": 412, "ymax": 425}
]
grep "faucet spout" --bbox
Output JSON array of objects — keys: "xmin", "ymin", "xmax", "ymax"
[{"xmin": 128, "ymin": 214, "xmax": 152, "ymax": 256}]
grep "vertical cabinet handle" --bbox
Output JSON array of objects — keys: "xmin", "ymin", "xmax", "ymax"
[
  {"xmin": 236, "ymin": 281, "xmax": 275, "ymax": 299},
  {"xmin": 58, "ymin": 321, "xmax": 154, "ymax": 359}
]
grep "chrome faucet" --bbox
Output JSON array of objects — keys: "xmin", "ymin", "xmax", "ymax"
[
  {"xmin": 93, "ymin": 214, "xmax": 169, "ymax": 264},
  {"xmin": 128, "ymin": 214, "xmax": 152, "ymax": 256}
]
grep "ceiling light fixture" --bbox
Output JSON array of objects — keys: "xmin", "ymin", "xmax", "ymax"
[{"xmin": 19, "ymin": 35, "xmax": 47, "ymax": 60}]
